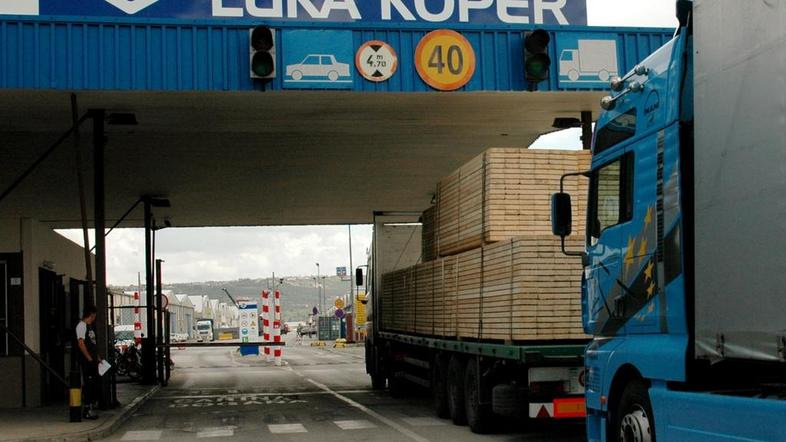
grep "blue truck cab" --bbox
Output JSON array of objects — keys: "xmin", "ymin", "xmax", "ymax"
[{"xmin": 552, "ymin": 2, "xmax": 786, "ymax": 440}]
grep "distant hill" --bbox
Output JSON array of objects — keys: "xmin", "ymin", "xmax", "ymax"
[{"xmin": 112, "ymin": 275, "xmax": 355, "ymax": 322}]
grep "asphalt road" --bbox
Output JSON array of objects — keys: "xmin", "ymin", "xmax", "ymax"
[{"xmin": 103, "ymin": 336, "xmax": 585, "ymax": 441}]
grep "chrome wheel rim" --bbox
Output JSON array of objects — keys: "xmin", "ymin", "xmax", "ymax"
[{"xmin": 619, "ymin": 406, "xmax": 651, "ymax": 442}]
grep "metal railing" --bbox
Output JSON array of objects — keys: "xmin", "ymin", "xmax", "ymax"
[{"xmin": 0, "ymin": 323, "xmax": 68, "ymax": 408}]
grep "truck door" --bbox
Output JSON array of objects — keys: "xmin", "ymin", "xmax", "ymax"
[{"xmin": 585, "ymin": 152, "xmax": 634, "ymax": 336}]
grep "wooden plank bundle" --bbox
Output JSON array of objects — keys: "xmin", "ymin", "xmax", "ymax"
[
  {"xmin": 380, "ymin": 148, "xmax": 589, "ymax": 342},
  {"xmin": 435, "ymin": 148, "xmax": 590, "ymax": 257},
  {"xmin": 380, "ymin": 235, "xmax": 587, "ymax": 341}
]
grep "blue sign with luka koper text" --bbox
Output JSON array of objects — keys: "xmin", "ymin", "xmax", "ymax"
[{"xmin": 1, "ymin": 0, "xmax": 588, "ymax": 27}]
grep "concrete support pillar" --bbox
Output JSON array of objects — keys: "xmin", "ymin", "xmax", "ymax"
[
  {"xmin": 143, "ymin": 198, "xmax": 156, "ymax": 385},
  {"xmin": 91, "ymin": 110, "xmax": 111, "ymax": 408}
]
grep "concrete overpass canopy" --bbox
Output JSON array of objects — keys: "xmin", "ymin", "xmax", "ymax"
[
  {"xmin": 0, "ymin": 0, "xmax": 676, "ymax": 407},
  {"xmin": 0, "ymin": 0, "xmax": 674, "ymax": 228}
]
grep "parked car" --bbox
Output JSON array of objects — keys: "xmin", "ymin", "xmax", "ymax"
[
  {"xmin": 113, "ymin": 325, "xmax": 135, "ymax": 351},
  {"xmin": 297, "ymin": 324, "xmax": 316, "ymax": 338}
]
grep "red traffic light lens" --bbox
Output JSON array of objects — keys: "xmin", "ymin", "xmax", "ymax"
[
  {"xmin": 251, "ymin": 26, "xmax": 274, "ymax": 52},
  {"xmin": 525, "ymin": 29, "xmax": 551, "ymax": 53}
]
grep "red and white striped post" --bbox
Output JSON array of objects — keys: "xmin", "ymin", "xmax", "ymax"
[
  {"xmin": 133, "ymin": 291, "xmax": 142, "ymax": 345},
  {"xmin": 273, "ymin": 290, "xmax": 282, "ymax": 366},
  {"xmin": 261, "ymin": 290, "xmax": 271, "ymax": 360}
]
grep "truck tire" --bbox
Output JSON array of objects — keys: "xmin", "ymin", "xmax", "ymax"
[
  {"xmin": 431, "ymin": 356, "xmax": 450, "ymax": 419},
  {"xmin": 492, "ymin": 384, "xmax": 528, "ymax": 419},
  {"xmin": 447, "ymin": 356, "xmax": 467, "ymax": 425},
  {"xmin": 465, "ymin": 359, "xmax": 494, "ymax": 434},
  {"xmin": 615, "ymin": 380, "xmax": 655, "ymax": 442}
]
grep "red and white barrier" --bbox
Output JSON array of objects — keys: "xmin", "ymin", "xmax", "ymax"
[
  {"xmin": 261, "ymin": 290, "xmax": 271, "ymax": 361},
  {"xmin": 273, "ymin": 290, "xmax": 282, "ymax": 366},
  {"xmin": 133, "ymin": 291, "xmax": 142, "ymax": 345}
]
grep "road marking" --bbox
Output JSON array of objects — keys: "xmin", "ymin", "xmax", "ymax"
[
  {"xmin": 155, "ymin": 391, "xmax": 320, "ymax": 400},
  {"xmin": 155, "ymin": 389, "xmax": 375, "ymax": 401},
  {"xmin": 167, "ymin": 394, "xmax": 307, "ymax": 408},
  {"xmin": 335, "ymin": 419, "xmax": 377, "ymax": 430},
  {"xmin": 121, "ymin": 430, "xmax": 162, "ymax": 441},
  {"xmin": 306, "ymin": 379, "xmax": 430, "ymax": 442},
  {"xmin": 268, "ymin": 423, "xmax": 308, "ymax": 434},
  {"xmin": 197, "ymin": 427, "xmax": 235, "ymax": 438},
  {"xmin": 401, "ymin": 417, "xmax": 449, "ymax": 427}
]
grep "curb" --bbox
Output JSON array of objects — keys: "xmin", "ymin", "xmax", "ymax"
[{"xmin": 19, "ymin": 385, "xmax": 161, "ymax": 442}]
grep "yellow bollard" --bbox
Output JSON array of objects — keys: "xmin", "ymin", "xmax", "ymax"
[{"xmin": 69, "ymin": 369, "xmax": 82, "ymax": 422}]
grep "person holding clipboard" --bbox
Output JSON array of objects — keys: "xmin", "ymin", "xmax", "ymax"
[{"xmin": 75, "ymin": 305, "xmax": 103, "ymax": 420}]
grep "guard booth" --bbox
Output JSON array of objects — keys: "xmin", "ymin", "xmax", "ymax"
[{"xmin": 0, "ymin": 0, "xmax": 673, "ymax": 406}]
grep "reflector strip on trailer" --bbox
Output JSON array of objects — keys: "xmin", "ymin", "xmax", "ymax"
[
  {"xmin": 530, "ymin": 403, "xmax": 553, "ymax": 418},
  {"xmin": 553, "ymin": 398, "xmax": 586, "ymax": 418},
  {"xmin": 529, "ymin": 398, "xmax": 586, "ymax": 419}
]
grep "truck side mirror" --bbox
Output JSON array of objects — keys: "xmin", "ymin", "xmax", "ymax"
[
  {"xmin": 355, "ymin": 268, "xmax": 364, "ymax": 287},
  {"xmin": 551, "ymin": 192, "xmax": 573, "ymax": 238}
]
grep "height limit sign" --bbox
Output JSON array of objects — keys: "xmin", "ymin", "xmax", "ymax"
[{"xmin": 356, "ymin": 40, "xmax": 398, "ymax": 82}]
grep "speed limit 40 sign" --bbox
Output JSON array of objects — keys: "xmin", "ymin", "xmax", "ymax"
[{"xmin": 415, "ymin": 30, "xmax": 476, "ymax": 91}]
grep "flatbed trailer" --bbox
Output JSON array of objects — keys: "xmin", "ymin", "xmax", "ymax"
[
  {"xmin": 363, "ymin": 213, "xmax": 588, "ymax": 434},
  {"xmin": 379, "ymin": 331, "xmax": 585, "ymax": 363}
]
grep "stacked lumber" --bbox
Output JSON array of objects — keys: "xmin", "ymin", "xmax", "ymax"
[
  {"xmin": 380, "ymin": 148, "xmax": 588, "ymax": 342},
  {"xmin": 482, "ymin": 236, "xmax": 585, "ymax": 340},
  {"xmin": 435, "ymin": 149, "xmax": 590, "ymax": 257},
  {"xmin": 379, "ymin": 235, "xmax": 586, "ymax": 341}
]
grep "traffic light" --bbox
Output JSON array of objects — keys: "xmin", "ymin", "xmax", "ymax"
[
  {"xmin": 524, "ymin": 29, "xmax": 551, "ymax": 89},
  {"xmin": 250, "ymin": 26, "xmax": 276, "ymax": 79}
]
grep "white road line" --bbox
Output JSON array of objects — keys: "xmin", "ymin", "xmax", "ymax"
[
  {"xmin": 401, "ymin": 417, "xmax": 449, "ymax": 427},
  {"xmin": 120, "ymin": 430, "xmax": 163, "ymax": 441},
  {"xmin": 268, "ymin": 423, "xmax": 308, "ymax": 434},
  {"xmin": 306, "ymin": 379, "xmax": 430, "ymax": 442},
  {"xmin": 197, "ymin": 427, "xmax": 235, "ymax": 438},
  {"xmin": 335, "ymin": 419, "xmax": 378, "ymax": 430}
]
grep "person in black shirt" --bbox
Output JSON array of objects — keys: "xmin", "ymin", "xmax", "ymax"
[{"xmin": 75, "ymin": 306, "xmax": 102, "ymax": 420}]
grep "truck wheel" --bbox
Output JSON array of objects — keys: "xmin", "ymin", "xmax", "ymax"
[
  {"xmin": 371, "ymin": 373, "xmax": 386, "ymax": 390},
  {"xmin": 464, "ymin": 359, "xmax": 494, "ymax": 434},
  {"xmin": 432, "ymin": 356, "xmax": 450, "ymax": 419},
  {"xmin": 616, "ymin": 381, "xmax": 655, "ymax": 442},
  {"xmin": 447, "ymin": 356, "xmax": 467, "ymax": 425}
]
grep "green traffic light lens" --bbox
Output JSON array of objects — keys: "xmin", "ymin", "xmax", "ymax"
[
  {"xmin": 526, "ymin": 54, "xmax": 551, "ymax": 81},
  {"xmin": 252, "ymin": 52, "xmax": 274, "ymax": 77}
]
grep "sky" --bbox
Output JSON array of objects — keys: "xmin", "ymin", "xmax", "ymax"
[{"xmin": 57, "ymin": 0, "xmax": 678, "ymax": 285}]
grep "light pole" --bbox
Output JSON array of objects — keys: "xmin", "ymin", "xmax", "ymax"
[
  {"xmin": 348, "ymin": 225, "xmax": 354, "ymax": 314},
  {"xmin": 315, "ymin": 263, "xmax": 321, "ymax": 316}
]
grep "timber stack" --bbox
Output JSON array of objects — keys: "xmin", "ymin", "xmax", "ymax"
[{"xmin": 381, "ymin": 148, "xmax": 590, "ymax": 341}]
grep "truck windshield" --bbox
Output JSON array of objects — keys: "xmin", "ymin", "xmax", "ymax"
[
  {"xmin": 594, "ymin": 108, "xmax": 637, "ymax": 155},
  {"xmin": 197, "ymin": 324, "xmax": 210, "ymax": 330}
]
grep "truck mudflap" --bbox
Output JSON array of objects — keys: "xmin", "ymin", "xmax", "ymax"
[{"xmin": 529, "ymin": 397, "xmax": 587, "ymax": 419}]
